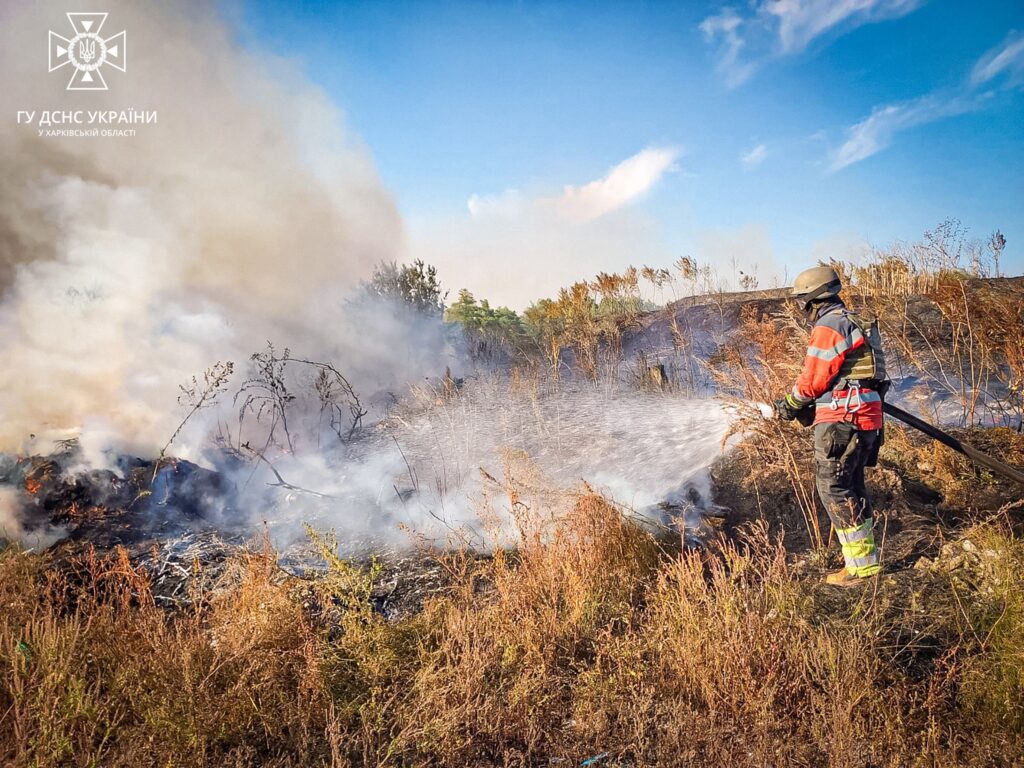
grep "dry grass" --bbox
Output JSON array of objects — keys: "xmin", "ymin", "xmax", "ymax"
[
  {"xmin": 3, "ymin": 474, "xmax": 1024, "ymax": 766},
  {"xmin": 1, "ymin": 544, "xmax": 330, "ymax": 767},
  {"xmin": 705, "ymin": 302, "xmax": 827, "ymax": 552},
  {"xmin": 395, "ymin": 491, "xmax": 662, "ymax": 764},
  {"xmin": 4, "ymin": 224, "xmax": 1024, "ymax": 765},
  {"xmin": 837, "ymin": 223, "xmax": 1024, "ymax": 427}
]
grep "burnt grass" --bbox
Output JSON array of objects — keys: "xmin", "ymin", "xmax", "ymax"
[{"xmin": 2, "ymin": 446, "xmax": 471, "ymax": 622}]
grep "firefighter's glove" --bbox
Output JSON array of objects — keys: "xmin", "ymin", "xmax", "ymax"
[{"xmin": 774, "ymin": 393, "xmax": 805, "ymax": 421}]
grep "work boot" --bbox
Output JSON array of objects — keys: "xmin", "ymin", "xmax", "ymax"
[{"xmin": 824, "ymin": 567, "xmax": 872, "ymax": 587}]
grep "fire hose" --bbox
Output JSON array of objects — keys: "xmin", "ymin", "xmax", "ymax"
[
  {"xmin": 756, "ymin": 400, "xmax": 1024, "ymax": 487},
  {"xmin": 882, "ymin": 402, "xmax": 1024, "ymax": 488}
]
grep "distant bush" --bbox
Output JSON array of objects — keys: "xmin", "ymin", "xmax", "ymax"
[{"xmin": 518, "ymin": 267, "xmax": 654, "ymax": 379}]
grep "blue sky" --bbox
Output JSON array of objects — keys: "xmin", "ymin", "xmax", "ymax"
[{"xmin": 238, "ymin": 0, "xmax": 1024, "ymax": 307}]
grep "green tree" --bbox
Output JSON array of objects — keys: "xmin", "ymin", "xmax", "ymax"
[
  {"xmin": 446, "ymin": 289, "xmax": 529, "ymax": 361},
  {"xmin": 364, "ymin": 259, "xmax": 446, "ymax": 316}
]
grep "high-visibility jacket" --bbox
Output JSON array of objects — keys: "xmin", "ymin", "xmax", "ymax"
[{"xmin": 790, "ymin": 299, "xmax": 884, "ymax": 429}]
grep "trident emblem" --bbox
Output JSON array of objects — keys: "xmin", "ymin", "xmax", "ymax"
[
  {"xmin": 48, "ymin": 13, "xmax": 126, "ymax": 91},
  {"xmin": 78, "ymin": 38, "xmax": 97, "ymax": 64}
]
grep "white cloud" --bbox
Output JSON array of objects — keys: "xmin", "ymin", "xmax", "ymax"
[
  {"xmin": 829, "ymin": 32, "xmax": 1023, "ymax": 172},
  {"xmin": 971, "ymin": 31, "xmax": 1024, "ymax": 87},
  {"xmin": 555, "ymin": 146, "xmax": 681, "ymax": 222},
  {"xmin": 700, "ymin": 0, "xmax": 924, "ymax": 86},
  {"xmin": 740, "ymin": 143, "xmax": 768, "ymax": 168},
  {"xmin": 766, "ymin": 0, "xmax": 922, "ymax": 54},
  {"xmin": 412, "ymin": 147, "xmax": 682, "ymax": 308},
  {"xmin": 829, "ymin": 94, "xmax": 981, "ymax": 172},
  {"xmin": 699, "ymin": 8, "xmax": 757, "ymax": 88},
  {"xmin": 830, "ymin": 99, "xmax": 925, "ymax": 172},
  {"xmin": 466, "ymin": 145, "xmax": 681, "ymax": 224}
]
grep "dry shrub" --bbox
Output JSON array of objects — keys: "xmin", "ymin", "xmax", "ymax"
[
  {"xmin": 395, "ymin": 490, "xmax": 662, "ymax": 764},
  {"xmin": 4, "ymin": 486, "xmax": 1024, "ymax": 766},
  {"xmin": 0, "ymin": 543, "xmax": 330, "ymax": 767},
  {"xmin": 570, "ymin": 525, "xmax": 914, "ymax": 766},
  {"xmin": 840, "ymin": 222, "xmax": 1024, "ymax": 427}
]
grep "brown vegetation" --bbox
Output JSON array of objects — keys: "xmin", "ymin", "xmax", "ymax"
[
  {"xmin": 3, "ymin": 469, "xmax": 1024, "ymax": 766},
  {"xmin": 837, "ymin": 220, "xmax": 1022, "ymax": 427},
  {"xmin": 3, "ymin": 222, "xmax": 1024, "ymax": 766}
]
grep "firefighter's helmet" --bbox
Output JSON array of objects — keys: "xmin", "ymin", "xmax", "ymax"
[{"xmin": 792, "ymin": 266, "xmax": 842, "ymax": 309}]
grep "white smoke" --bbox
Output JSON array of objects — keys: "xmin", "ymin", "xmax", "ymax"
[
  {"xmin": 0, "ymin": 486, "xmax": 65, "ymax": 549},
  {"xmin": 0, "ymin": 2, "xmax": 733, "ymax": 550},
  {"xmin": 0, "ymin": 0, "xmax": 425, "ymax": 456},
  {"xmin": 0, "ymin": 487, "xmax": 28, "ymax": 543}
]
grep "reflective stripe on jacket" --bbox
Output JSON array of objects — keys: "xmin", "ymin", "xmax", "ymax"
[{"xmin": 790, "ymin": 300, "xmax": 883, "ymax": 429}]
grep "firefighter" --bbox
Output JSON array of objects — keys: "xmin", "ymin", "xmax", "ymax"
[{"xmin": 774, "ymin": 266, "xmax": 889, "ymax": 587}]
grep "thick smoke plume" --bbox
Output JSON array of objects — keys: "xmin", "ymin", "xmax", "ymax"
[
  {"xmin": 0, "ymin": 0, "xmax": 437, "ymax": 458},
  {"xmin": 0, "ymin": 1, "xmax": 732, "ymax": 550}
]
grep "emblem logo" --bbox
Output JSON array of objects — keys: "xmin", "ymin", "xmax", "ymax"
[{"xmin": 49, "ymin": 13, "xmax": 126, "ymax": 91}]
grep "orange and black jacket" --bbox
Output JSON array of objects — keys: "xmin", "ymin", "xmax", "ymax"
[{"xmin": 789, "ymin": 299, "xmax": 883, "ymax": 430}]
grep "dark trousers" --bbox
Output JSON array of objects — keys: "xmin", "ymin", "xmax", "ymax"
[{"xmin": 813, "ymin": 422, "xmax": 880, "ymax": 529}]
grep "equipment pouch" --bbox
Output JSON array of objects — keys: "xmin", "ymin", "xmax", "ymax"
[{"xmin": 823, "ymin": 422, "xmax": 857, "ymax": 460}]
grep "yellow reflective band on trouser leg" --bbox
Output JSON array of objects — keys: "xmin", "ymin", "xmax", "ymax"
[{"xmin": 835, "ymin": 518, "xmax": 881, "ymax": 577}]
